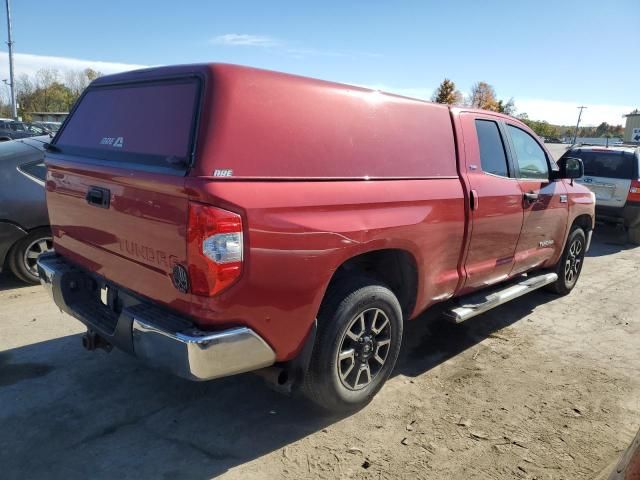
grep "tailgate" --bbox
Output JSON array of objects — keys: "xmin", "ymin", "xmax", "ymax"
[
  {"xmin": 577, "ymin": 176, "xmax": 631, "ymax": 207},
  {"xmin": 45, "ymin": 76, "xmax": 201, "ymax": 311},
  {"xmin": 573, "ymin": 150, "xmax": 635, "ymax": 208}
]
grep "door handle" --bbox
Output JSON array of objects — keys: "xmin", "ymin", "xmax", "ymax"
[
  {"xmin": 523, "ymin": 192, "xmax": 539, "ymax": 204},
  {"xmin": 86, "ymin": 186, "xmax": 110, "ymax": 208},
  {"xmin": 470, "ymin": 189, "xmax": 479, "ymax": 210}
]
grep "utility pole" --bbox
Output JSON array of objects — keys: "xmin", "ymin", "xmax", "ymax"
[
  {"xmin": 5, "ymin": 0, "xmax": 16, "ymax": 119},
  {"xmin": 572, "ymin": 106, "xmax": 587, "ymax": 145}
]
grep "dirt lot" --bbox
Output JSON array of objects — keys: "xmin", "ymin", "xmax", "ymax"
[{"xmin": 1, "ymin": 222, "xmax": 639, "ymax": 480}]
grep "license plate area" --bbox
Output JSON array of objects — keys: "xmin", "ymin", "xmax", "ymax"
[
  {"xmin": 63, "ymin": 274, "xmax": 120, "ymax": 335},
  {"xmin": 592, "ymin": 186, "xmax": 614, "ymax": 201}
]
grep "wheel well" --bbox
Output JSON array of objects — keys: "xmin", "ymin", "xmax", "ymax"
[
  {"xmin": 572, "ymin": 214, "xmax": 593, "ymax": 233},
  {"xmin": 28, "ymin": 225, "xmax": 51, "ymax": 234},
  {"xmin": 326, "ymin": 249, "xmax": 418, "ymax": 318}
]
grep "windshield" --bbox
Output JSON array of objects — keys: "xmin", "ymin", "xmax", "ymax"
[{"xmin": 569, "ymin": 150, "xmax": 636, "ymax": 179}]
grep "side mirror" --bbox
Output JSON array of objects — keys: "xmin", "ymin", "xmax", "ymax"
[{"xmin": 553, "ymin": 157, "xmax": 584, "ymax": 180}]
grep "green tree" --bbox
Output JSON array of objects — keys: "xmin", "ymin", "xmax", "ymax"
[
  {"xmin": 516, "ymin": 113, "xmax": 559, "ymax": 138},
  {"xmin": 65, "ymin": 68, "xmax": 102, "ymax": 97},
  {"xmin": 595, "ymin": 122, "xmax": 610, "ymax": 137},
  {"xmin": 468, "ymin": 81, "xmax": 515, "ymax": 115},
  {"xmin": 15, "ymin": 67, "xmax": 102, "ymax": 120},
  {"xmin": 496, "ymin": 98, "xmax": 515, "ymax": 115},
  {"xmin": 431, "ymin": 78, "xmax": 463, "ymax": 105},
  {"xmin": 469, "ymin": 81, "xmax": 498, "ymax": 110}
]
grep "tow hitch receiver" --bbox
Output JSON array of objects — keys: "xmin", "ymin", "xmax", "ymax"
[{"xmin": 81, "ymin": 330, "xmax": 113, "ymax": 352}]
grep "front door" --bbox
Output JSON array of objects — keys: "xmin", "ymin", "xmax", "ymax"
[
  {"xmin": 460, "ymin": 113, "xmax": 524, "ymax": 292},
  {"xmin": 504, "ymin": 123, "xmax": 568, "ymax": 275}
]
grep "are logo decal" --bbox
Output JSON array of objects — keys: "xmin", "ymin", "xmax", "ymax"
[
  {"xmin": 213, "ymin": 169, "xmax": 233, "ymax": 177},
  {"xmin": 100, "ymin": 136, "xmax": 125, "ymax": 148}
]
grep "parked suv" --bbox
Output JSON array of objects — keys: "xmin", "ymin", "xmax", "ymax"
[
  {"xmin": 561, "ymin": 145, "xmax": 640, "ymax": 244},
  {"xmin": 37, "ymin": 64, "xmax": 594, "ymax": 411}
]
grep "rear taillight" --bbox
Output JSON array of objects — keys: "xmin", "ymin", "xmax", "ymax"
[
  {"xmin": 629, "ymin": 180, "xmax": 640, "ymax": 203},
  {"xmin": 187, "ymin": 202, "xmax": 243, "ymax": 296}
]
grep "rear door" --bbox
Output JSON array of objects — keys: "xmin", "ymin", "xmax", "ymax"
[
  {"xmin": 572, "ymin": 149, "xmax": 635, "ymax": 208},
  {"xmin": 504, "ymin": 123, "xmax": 568, "ymax": 275},
  {"xmin": 459, "ymin": 113, "xmax": 524, "ymax": 291},
  {"xmin": 46, "ymin": 77, "xmax": 201, "ymax": 311}
]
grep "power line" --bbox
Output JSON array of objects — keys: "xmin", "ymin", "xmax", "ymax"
[{"xmin": 573, "ymin": 106, "xmax": 587, "ymax": 144}]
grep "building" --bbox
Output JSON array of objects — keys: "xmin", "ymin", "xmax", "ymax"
[
  {"xmin": 29, "ymin": 112, "xmax": 68, "ymax": 123},
  {"xmin": 624, "ymin": 110, "xmax": 640, "ymax": 143}
]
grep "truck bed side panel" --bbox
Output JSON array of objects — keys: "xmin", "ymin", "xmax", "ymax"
[{"xmin": 185, "ymin": 178, "xmax": 465, "ymax": 360}]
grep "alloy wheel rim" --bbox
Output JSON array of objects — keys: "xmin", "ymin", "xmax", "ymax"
[
  {"xmin": 337, "ymin": 308, "xmax": 392, "ymax": 391},
  {"xmin": 23, "ymin": 237, "xmax": 53, "ymax": 277},
  {"xmin": 564, "ymin": 238, "xmax": 583, "ymax": 284}
]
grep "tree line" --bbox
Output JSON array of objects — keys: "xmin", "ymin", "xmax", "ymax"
[
  {"xmin": 431, "ymin": 78, "xmax": 623, "ymax": 139},
  {"xmin": 0, "ymin": 67, "xmax": 102, "ymax": 121}
]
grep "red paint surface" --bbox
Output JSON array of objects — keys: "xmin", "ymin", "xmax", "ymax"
[{"xmin": 45, "ymin": 64, "xmax": 595, "ymax": 361}]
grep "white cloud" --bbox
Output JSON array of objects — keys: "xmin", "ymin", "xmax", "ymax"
[
  {"xmin": 211, "ymin": 33, "xmax": 379, "ymax": 59},
  {"xmin": 210, "ymin": 34, "xmax": 280, "ymax": 48},
  {"xmin": 514, "ymin": 99, "xmax": 634, "ymax": 126},
  {"xmin": 0, "ymin": 51, "xmax": 147, "ymax": 81}
]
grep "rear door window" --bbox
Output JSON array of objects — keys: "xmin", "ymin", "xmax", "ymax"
[
  {"xmin": 54, "ymin": 78, "xmax": 201, "ymax": 170},
  {"xmin": 569, "ymin": 151, "xmax": 635, "ymax": 179},
  {"xmin": 475, "ymin": 119, "xmax": 510, "ymax": 177}
]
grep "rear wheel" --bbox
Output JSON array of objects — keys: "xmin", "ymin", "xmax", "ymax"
[
  {"xmin": 304, "ymin": 277, "xmax": 403, "ymax": 412},
  {"xmin": 8, "ymin": 228, "xmax": 53, "ymax": 284},
  {"xmin": 547, "ymin": 227, "xmax": 586, "ymax": 295}
]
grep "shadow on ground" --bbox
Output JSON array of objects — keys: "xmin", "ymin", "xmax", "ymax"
[
  {"xmin": 0, "ymin": 290, "xmax": 558, "ymax": 479},
  {"xmin": 0, "ymin": 271, "xmax": 30, "ymax": 292},
  {"xmin": 0, "ymin": 230, "xmax": 629, "ymax": 479},
  {"xmin": 587, "ymin": 223, "xmax": 637, "ymax": 257}
]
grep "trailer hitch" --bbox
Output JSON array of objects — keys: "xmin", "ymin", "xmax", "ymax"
[{"xmin": 81, "ymin": 330, "xmax": 113, "ymax": 352}]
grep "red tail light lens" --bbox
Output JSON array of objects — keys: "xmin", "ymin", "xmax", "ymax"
[
  {"xmin": 187, "ymin": 202, "xmax": 243, "ymax": 296},
  {"xmin": 629, "ymin": 180, "xmax": 640, "ymax": 203}
]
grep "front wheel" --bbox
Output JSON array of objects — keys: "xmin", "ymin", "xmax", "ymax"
[
  {"xmin": 547, "ymin": 227, "xmax": 586, "ymax": 295},
  {"xmin": 304, "ymin": 277, "xmax": 403, "ymax": 412}
]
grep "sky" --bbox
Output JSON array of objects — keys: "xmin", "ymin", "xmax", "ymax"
[{"xmin": 0, "ymin": 0, "xmax": 638, "ymax": 126}]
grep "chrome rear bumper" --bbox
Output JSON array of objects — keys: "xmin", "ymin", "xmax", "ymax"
[
  {"xmin": 131, "ymin": 319, "xmax": 275, "ymax": 380},
  {"xmin": 37, "ymin": 252, "xmax": 275, "ymax": 381}
]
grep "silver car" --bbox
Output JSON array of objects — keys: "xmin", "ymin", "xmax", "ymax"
[{"xmin": 562, "ymin": 145, "xmax": 640, "ymax": 244}]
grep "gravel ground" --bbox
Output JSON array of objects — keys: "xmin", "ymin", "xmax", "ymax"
[{"xmin": 1, "ymin": 224, "xmax": 638, "ymax": 479}]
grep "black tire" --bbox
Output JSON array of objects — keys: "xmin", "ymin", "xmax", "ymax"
[
  {"xmin": 546, "ymin": 227, "xmax": 586, "ymax": 295},
  {"xmin": 304, "ymin": 276, "xmax": 403, "ymax": 412},
  {"xmin": 628, "ymin": 226, "xmax": 640, "ymax": 246},
  {"xmin": 7, "ymin": 228, "xmax": 53, "ymax": 284}
]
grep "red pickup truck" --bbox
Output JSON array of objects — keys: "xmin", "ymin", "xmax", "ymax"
[{"xmin": 38, "ymin": 64, "xmax": 595, "ymax": 411}]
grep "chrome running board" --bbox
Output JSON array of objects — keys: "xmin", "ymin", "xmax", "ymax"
[{"xmin": 444, "ymin": 272, "xmax": 558, "ymax": 324}]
